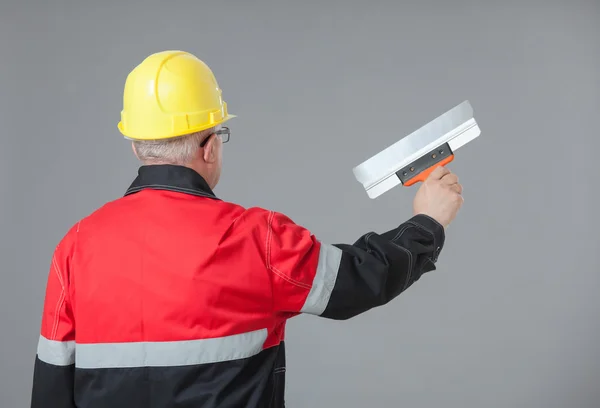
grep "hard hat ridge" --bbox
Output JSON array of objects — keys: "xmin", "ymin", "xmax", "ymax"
[{"xmin": 118, "ymin": 50, "xmax": 235, "ymax": 141}]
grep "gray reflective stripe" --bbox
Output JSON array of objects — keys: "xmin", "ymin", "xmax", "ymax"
[
  {"xmin": 300, "ymin": 242, "xmax": 343, "ymax": 315},
  {"xmin": 37, "ymin": 335, "xmax": 75, "ymax": 366},
  {"xmin": 75, "ymin": 328, "xmax": 268, "ymax": 369}
]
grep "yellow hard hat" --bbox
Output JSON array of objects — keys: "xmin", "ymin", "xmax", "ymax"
[{"xmin": 117, "ymin": 50, "xmax": 235, "ymax": 140}]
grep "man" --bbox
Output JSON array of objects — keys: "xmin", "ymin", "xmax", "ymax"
[{"xmin": 31, "ymin": 50, "xmax": 463, "ymax": 408}]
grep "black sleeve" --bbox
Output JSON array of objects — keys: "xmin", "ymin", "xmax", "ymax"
[
  {"xmin": 320, "ymin": 214, "xmax": 445, "ymax": 320},
  {"xmin": 30, "ymin": 356, "xmax": 76, "ymax": 408}
]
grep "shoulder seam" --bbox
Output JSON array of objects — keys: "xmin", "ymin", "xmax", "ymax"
[
  {"xmin": 265, "ymin": 210, "xmax": 312, "ymax": 290},
  {"xmin": 50, "ymin": 254, "xmax": 66, "ymax": 340}
]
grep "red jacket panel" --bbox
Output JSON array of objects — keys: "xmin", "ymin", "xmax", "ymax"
[{"xmin": 31, "ymin": 164, "xmax": 446, "ymax": 408}]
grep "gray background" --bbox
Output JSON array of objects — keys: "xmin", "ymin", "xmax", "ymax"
[{"xmin": 1, "ymin": 0, "xmax": 599, "ymax": 407}]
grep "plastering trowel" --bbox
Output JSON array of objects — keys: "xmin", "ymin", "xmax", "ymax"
[{"xmin": 352, "ymin": 100, "xmax": 481, "ymax": 199}]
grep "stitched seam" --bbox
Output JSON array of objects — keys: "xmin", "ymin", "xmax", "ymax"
[
  {"xmin": 266, "ymin": 211, "xmax": 311, "ymax": 289},
  {"xmin": 126, "ymin": 185, "xmax": 216, "ymax": 198},
  {"xmin": 266, "ymin": 211, "xmax": 274, "ymax": 270},
  {"xmin": 389, "ymin": 225, "xmax": 420, "ymax": 289},
  {"xmin": 127, "ymin": 184, "xmax": 208, "ymax": 195},
  {"xmin": 51, "ymin": 291, "xmax": 65, "ymax": 340},
  {"xmin": 407, "ymin": 220, "xmax": 435, "ymax": 240},
  {"xmin": 51, "ymin": 255, "xmax": 66, "ymax": 340},
  {"xmin": 391, "ymin": 225, "xmax": 414, "ymax": 243},
  {"xmin": 271, "ymin": 266, "xmax": 312, "ymax": 289},
  {"xmin": 407, "ymin": 220, "xmax": 439, "ymax": 259},
  {"xmin": 265, "ymin": 211, "xmax": 275, "ymax": 313},
  {"xmin": 397, "ymin": 244, "xmax": 414, "ymax": 291},
  {"xmin": 52, "ymin": 255, "xmax": 65, "ymax": 288},
  {"xmin": 403, "ymin": 254, "xmax": 414, "ymax": 290},
  {"xmin": 73, "ymin": 221, "xmax": 81, "ymax": 286}
]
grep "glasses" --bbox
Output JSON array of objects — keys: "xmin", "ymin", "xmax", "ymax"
[{"xmin": 200, "ymin": 126, "xmax": 230, "ymax": 147}]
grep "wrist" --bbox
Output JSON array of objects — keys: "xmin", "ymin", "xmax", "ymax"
[{"xmin": 413, "ymin": 212, "xmax": 446, "ymax": 229}]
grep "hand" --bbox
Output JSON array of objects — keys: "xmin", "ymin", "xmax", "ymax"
[{"xmin": 412, "ymin": 166, "xmax": 464, "ymax": 228}]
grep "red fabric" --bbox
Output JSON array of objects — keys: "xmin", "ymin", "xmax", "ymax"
[
  {"xmin": 267, "ymin": 211, "xmax": 321, "ymax": 315},
  {"xmin": 39, "ymin": 223, "xmax": 78, "ymax": 343},
  {"xmin": 39, "ymin": 189, "xmax": 321, "ymax": 351}
]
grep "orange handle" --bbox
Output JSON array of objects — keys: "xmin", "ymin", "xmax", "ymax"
[{"xmin": 403, "ymin": 154, "xmax": 454, "ymax": 186}]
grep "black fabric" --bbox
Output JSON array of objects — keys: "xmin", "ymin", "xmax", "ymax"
[
  {"xmin": 322, "ymin": 214, "xmax": 445, "ymax": 320},
  {"xmin": 125, "ymin": 164, "xmax": 219, "ymax": 199},
  {"xmin": 31, "ymin": 357, "xmax": 76, "ymax": 408},
  {"xmin": 32, "ymin": 163, "xmax": 445, "ymax": 406},
  {"xmin": 32, "ymin": 344, "xmax": 286, "ymax": 408}
]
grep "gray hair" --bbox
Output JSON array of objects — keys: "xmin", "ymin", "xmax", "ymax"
[{"xmin": 132, "ymin": 126, "xmax": 217, "ymax": 165}]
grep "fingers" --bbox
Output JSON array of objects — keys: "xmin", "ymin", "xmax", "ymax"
[
  {"xmin": 441, "ymin": 173, "xmax": 459, "ymax": 185},
  {"xmin": 428, "ymin": 166, "xmax": 463, "ymax": 197},
  {"xmin": 430, "ymin": 165, "xmax": 459, "ymax": 185},
  {"xmin": 448, "ymin": 183, "xmax": 463, "ymax": 194},
  {"xmin": 428, "ymin": 165, "xmax": 451, "ymax": 180}
]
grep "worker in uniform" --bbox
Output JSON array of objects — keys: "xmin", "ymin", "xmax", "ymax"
[{"xmin": 30, "ymin": 50, "xmax": 464, "ymax": 408}]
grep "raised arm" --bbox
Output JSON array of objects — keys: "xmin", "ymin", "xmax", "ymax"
[{"xmin": 259, "ymin": 166, "xmax": 463, "ymax": 320}]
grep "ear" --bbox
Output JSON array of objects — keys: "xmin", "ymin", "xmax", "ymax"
[
  {"xmin": 131, "ymin": 142, "xmax": 140, "ymax": 160},
  {"xmin": 202, "ymin": 134, "xmax": 217, "ymax": 164}
]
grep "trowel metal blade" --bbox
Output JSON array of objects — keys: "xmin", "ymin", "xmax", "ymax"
[{"xmin": 352, "ymin": 100, "xmax": 481, "ymax": 199}]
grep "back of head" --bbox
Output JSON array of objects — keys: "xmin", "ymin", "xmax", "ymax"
[
  {"xmin": 116, "ymin": 51, "xmax": 235, "ymax": 183},
  {"xmin": 131, "ymin": 128, "xmax": 216, "ymax": 166}
]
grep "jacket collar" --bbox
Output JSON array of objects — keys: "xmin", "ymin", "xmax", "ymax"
[{"xmin": 124, "ymin": 164, "xmax": 219, "ymax": 199}]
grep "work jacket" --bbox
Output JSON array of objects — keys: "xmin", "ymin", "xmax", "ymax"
[{"xmin": 30, "ymin": 164, "xmax": 446, "ymax": 408}]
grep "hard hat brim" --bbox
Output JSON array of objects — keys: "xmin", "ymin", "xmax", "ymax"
[{"xmin": 118, "ymin": 114, "xmax": 236, "ymax": 141}]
